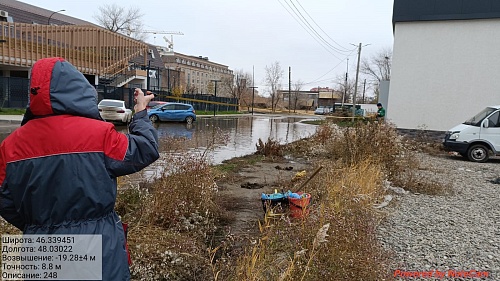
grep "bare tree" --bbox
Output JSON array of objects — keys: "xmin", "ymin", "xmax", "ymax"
[
  {"xmin": 361, "ymin": 47, "xmax": 392, "ymax": 82},
  {"xmin": 235, "ymin": 71, "xmax": 252, "ymax": 102},
  {"xmin": 264, "ymin": 61, "xmax": 284, "ymax": 112},
  {"xmin": 333, "ymin": 74, "xmax": 356, "ymax": 103},
  {"xmin": 94, "ymin": 4, "xmax": 145, "ymax": 40},
  {"xmin": 292, "ymin": 80, "xmax": 304, "ymax": 112},
  {"xmin": 360, "ymin": 47, "xmax": 392, "ymax": 99}
]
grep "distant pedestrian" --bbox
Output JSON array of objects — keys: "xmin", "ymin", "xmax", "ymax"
[{"xmin": 375, "ymin": 103, "xmax": 385, "ymax": 121}]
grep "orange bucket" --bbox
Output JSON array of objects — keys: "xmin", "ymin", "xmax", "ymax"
[{"xmin": 288, "ymin": 192, "xmax": 311, "ymax": 218}]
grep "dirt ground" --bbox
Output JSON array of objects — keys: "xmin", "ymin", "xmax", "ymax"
[{"xmin": 215, "ymin": 156, "xmax": 312, "ymax": 248}]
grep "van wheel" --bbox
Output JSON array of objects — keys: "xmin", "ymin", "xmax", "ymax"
[{"xmin": 467, "ymin": 144, "xmax": 490, "ymax": 162}]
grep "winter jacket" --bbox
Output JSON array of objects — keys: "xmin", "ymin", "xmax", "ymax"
[{"xmin": 0, "ymin": 57, "xmax": 159, "ymax": 280}]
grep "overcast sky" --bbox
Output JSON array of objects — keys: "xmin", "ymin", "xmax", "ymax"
[{"xmin": 22, "ymin": 0, "xmax": 394, "ymax": 95}]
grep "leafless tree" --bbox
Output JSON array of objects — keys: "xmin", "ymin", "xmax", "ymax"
[
  {"xmin": 291, "ymin": 80, "xmax": 304, "ymax": 112},
  {"xmin": 235, "ymin": 70, "xmax": 252, "ymax": 102},
  {"xmin": 361, "ymin": 47, "xmax": 392, "ymax": 82},
  {"xmin": 264, "ymin": 61, "xmax": 284, "ymax": 112},
  {"xmin": 360, "ymin": 47, "xmax": 392, "ymax": 99},
  {"xmin": 333, "ymin": 74, "xmax": 356, "ymax": 103},
  {"xmin": 94, "ymin": 4, "xmax": 146, "ymax": 40},
  {"xmin": 219, "ymin": 70, "xmax": 252, "ymax": 101}
]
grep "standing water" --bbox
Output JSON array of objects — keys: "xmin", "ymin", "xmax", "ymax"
[{"xmin": 152, "ymin": 115, "xmax": 319, "ymax": 164}]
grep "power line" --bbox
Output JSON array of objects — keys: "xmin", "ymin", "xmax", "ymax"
[
  {"xmin": 294, "ymin": 0, "xmax": 351, "ymax": 52},
  {"xmin": 305, "ymin": 49, "xmax": 356, "ymax": 86},
  {"xmin": 277, "ymin": 0, "xmax": 355, "ymax": 57},
  {"xmin": 276, "ymin": 0, "xmax": 346, "ymax": 60},
  {"xmin": 286, "ymin": 0, "xmax": 351, "ymax": 54}
]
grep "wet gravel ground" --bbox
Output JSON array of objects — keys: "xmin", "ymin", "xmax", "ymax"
[{"xmin": 378, "ymin": 153, "xmax": 500, "ymax": 281}]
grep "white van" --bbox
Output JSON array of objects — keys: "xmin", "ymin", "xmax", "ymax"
[{"xmin": 443, "ymin": 105, "xmax": 500, "ymax": 162}]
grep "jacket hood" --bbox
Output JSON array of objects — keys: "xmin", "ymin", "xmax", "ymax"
[{"xmin": 24, "ymin": 57, "xmax": 102, "ymax": 123}]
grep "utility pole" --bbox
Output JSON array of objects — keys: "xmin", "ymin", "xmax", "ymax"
[
  {"xmin": 352, "ymin": 43, "xmax": 362, "ymax": 122},
  {"xmin": 342, "ymin": 58, "xmax": 348, "ymax": 107},
  {"xmin": 249, "ymin": 65, "xmax": 257, "ymax": 115},
  {"xmin": 288, "ymin": 66, "xmax": 291, "ymax": 114}
]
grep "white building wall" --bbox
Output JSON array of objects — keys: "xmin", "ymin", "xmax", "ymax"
[{"xmin": 388, "ymin": 19, "xmax": 500, "ymax": 131}]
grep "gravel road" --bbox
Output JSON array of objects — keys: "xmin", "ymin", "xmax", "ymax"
[{"xmin": 378, "ymin": 152, "xmax": 500, "ymax": 281}]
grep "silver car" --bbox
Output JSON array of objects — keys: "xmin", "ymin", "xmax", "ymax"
[{"xmin": 98, "ymin": 99, "xmax": 132, "ymax": 124}]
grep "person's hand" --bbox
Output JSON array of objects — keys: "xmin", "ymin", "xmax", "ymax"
[{"xmin": 134, "ymin": 88, "xmax": 155, "ymax": 112}]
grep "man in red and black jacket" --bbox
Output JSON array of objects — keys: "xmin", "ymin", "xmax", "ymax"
[{"xmin": 0, "ymin": 57, "xmax": 159, "ymax": 280}]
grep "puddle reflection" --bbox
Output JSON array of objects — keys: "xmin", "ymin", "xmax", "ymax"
[{"xmin": 149, "ymin": 116, "xmax": 318, "ymax": 164}]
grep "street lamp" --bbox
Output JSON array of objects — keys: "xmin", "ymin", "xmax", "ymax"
[
  {"xmin": 48, "ymin": 9, "xmax": 65, "ymax": 25},
  {"xmin": 385, "ymin": 56, "xmax": 390, "ymax": 79},
  {"xmin": 250, "ymin": 65, "xmax": 257, "ymax": 115},
  {"xmin": 250, "ymin": 86, "xmax": 258, "ymax": 115},
  {"xmin": 211, "ymin": 80, "xmax": 220, "ymax": 116}
]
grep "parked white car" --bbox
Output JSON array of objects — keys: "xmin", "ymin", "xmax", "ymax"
[
  {"xmin": 98, "ymin": 99, "xmax": 132, "ymax": 124},
  {"xmin": 314, "ymin": 107, "xmax": 331, "ymax": 115}
]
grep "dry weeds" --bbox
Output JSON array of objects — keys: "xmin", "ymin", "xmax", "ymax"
[{"xmin": 0, "ymin": 121, "xmax": 451, "ymax": 280}]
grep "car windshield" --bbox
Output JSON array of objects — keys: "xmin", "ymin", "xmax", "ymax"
[
  {"xmin": 463, "ymin": 107, "xmax": 497, "ymax": 126},
  {"xmin": 99, "ymin": 100, "xmax": 123, "ymax": 107}
]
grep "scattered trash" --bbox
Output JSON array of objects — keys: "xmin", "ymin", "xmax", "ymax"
[
  {"xmin": 292, "ymin": 170, "xmax": 307, "ymax": 182},
  {"xmin": 261, "ymin": 190, "xmax": 291, "ymax": 212},
  {"xmin": 387, "ymin": 186, "xmax": 409, "ymax": 194},
  {"xmin": 293, "ymin": 166, "xmax": 323, "ymax": 193},
  {"xmin": 261, "ymin": 190, "xmax": 312, "ymax": 218},
  {"xmin": 489, "ymin": 177, "xmax": 500, "ymax": 184},
  {"xmin": 241, "ymin": 182, "xmax": 265, "ymax": 189},
  {"xmin": 383, "ymin": 180, "xmax": 409, "ymax": 194},
  {"xmin": 373, "ymin": 195, "xmax": 393, "ymax": 209},
  {"xmin": 275, "ymin": 165, "xmax": 294, "ymax": 171},
  {"xmin": 289, "ymin": 192, "xmax": 312, "ymax": 218}
]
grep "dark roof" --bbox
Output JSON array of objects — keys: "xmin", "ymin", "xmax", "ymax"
[
  {"xmin": 393, "ymin": 0, "xmax": 500, "ymax": 24},
  {"xmin": 129, "ymin": 44, "xmax": 164, "ymax": 68},
  {"xmin": 0, "ymin": 0, "xmax": 95, "ymax": 26}
]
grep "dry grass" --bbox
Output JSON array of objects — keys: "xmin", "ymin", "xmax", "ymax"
[
  {"xmin": 116, "ymin": 148, "xmax": 222, "ymax": 280},
  {"xmin": 231, "ymin": 160, "xmax": 391, "ymax": 281},
  {"xmin": 227, "ymin": 121, "xmax": 453, "ymax": 281},
  {"xmin": 0, "ymin": 121, "xmax": 452, "ymax": 280}
]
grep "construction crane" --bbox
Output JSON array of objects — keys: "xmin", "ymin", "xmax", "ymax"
[
  {"xmin": 162, "ymin": 33, "xmax": 183, "ymax": 52},
  {"xmin": 126, "ymin": 29, "xmax": 184, "ymax": 51},
  {"xmin": 143, "ymin": 31, "xmax": 184, "ymax": 52}
]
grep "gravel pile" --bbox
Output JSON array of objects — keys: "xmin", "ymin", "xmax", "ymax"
[{"xmin": 378, "ymin": 153, "xmax": 500, "ymax": 280}]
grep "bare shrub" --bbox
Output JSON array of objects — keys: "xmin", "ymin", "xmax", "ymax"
[
  {"xmin": 255, "ymin": 137, "xmax": 283, "ymax": 157},
  {"xmin": 127, "ymin": 226, "xmax": 210, "ymax": 281},
  {"xmin": 115, "ymin": 138, "xmax": 223, "ymax": 280},
  {"xmin": 145, "ymin": 154, "xmax": 219, "ymax": 233},
  {"xmin": 312, "ymin": 121, "xmax": 451, "ymax": 195}
]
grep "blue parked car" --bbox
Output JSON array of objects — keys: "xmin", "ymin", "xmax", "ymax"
[{"xmin": 147, "ymin": 102, "xmax": 196, "ymax": 124}]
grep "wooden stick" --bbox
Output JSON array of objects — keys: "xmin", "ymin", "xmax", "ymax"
[{"xmin": 293, "ymin": 166, "xmax": 323, "ymax": 193}]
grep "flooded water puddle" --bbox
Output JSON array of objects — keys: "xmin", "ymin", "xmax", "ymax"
[{"xmin": 124, "ymin": 115, "xmax": 320, "ymax": 182}]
